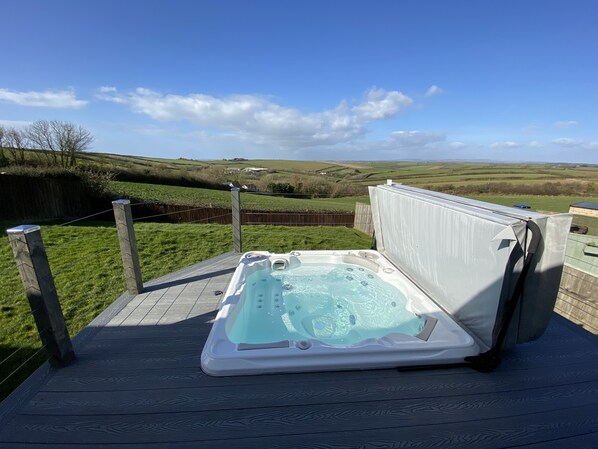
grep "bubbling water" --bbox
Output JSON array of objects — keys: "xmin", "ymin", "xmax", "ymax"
[{"xmin": 228, "ymin": 262, "xmax": 425, "ymax": 346}]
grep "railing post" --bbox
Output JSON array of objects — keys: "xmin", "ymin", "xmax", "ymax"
[
  {"xmin": 231, "ymin": 188, "xmax": 242, "ymax": 253},
  {"xmin": 7, "ymin": 225, "xmax": 75, "ymax": 367},
  {"xmin": 112, "ymin": 199, "xmax": 143, "ymax": 294}
]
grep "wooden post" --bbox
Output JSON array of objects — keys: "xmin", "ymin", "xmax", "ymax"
[
  {"xmin": 112, "ymin": 199, "xmax": 143, "ymax": 294},
  {"xmin": 231, "ymin": 188, "xmax": 242, "ymax": 253},
  {"xmin": 7, "ymin": 225, "xmax": 75, "ymax": 367}
]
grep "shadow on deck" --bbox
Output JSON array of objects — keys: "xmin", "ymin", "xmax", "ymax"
[{"xmin": 0, "ymin": 252, "xmax": 597, "ymax": 448}]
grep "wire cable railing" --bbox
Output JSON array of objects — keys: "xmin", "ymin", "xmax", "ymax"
[
  {"xmin": 0, "ymin": 307, "xmax": 40, "ymax": 341},
  {"xmin": 184, "ymin": 212, "xmax": 232, "ymax": 225},
  {"xmin": 58, "ymin": 208, "xmax": 115, "ymax": 227},
  {"xmin": 0, "ymin": 192, "xmax": 367, "ymax": 400},
  {"xmin": 0, "ymin": 291, "xmax": 25, "ymax": 308},
  {"xmin": 243, "ymin": 190, "xmax": 367, "ymax": 198},
  {"xmin": 0, "ymin": 345, "xmax": 47, "ymax": 389},
  {"xmin": 131, "ymin": 205, "xmax": 230, "ymax": 222}
]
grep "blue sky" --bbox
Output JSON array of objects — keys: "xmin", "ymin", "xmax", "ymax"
[{"xmin": 1, "ymin": 0, "xmax": 597, "ymax": 163}]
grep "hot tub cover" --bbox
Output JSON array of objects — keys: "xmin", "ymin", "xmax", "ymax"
[{"xmin": 369, "ymin": 183, "xmax": 572, "ymax": 352}]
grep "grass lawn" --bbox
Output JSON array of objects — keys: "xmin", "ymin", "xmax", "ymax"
[
  {"xmin": 0, "ymin": 222, "xmax": 371, "ymax": 400},
  {"xmin": 106, "ymin": 180, "xmax": 369, "ymax": 212}
]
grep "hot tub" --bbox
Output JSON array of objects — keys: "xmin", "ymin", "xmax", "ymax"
[{"xmin": 201, "ymin": 250, "xmax": 480, "ymax": 376}]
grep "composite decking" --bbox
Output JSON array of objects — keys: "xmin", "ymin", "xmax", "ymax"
[{"xmin": 0, "ymin": 251, "xmax": 597, "ymax": 448}]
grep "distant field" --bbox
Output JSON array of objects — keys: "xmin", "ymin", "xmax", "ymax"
[
  {"xmin": 466, "ymin": 195, "xmax": 598, "ymax": 213},
  {"xmin": 106, "ymin": 180, "xmax": 598, "ymax": 214},
  {"xmin": 13, "ymin": 150, "xmax": 598, "ymax": 212},
  {"xmin": 106, "ymin": 181, "xmax": 368, "ymax": 212},
  {"xmin": 18, "ymin": 149, "xmax": 597, "ymax": 185}
]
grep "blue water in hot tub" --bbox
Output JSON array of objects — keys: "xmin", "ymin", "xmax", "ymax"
[{"xmin": 227, "ymin": 262, "xmax": 425, "ymax": 346}]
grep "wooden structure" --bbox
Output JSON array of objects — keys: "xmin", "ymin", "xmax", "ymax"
[
  {"xmin": 112, "ymin": 200, "xmax": 143, "ymax": 295},
  {"xmin": 569, "ymin": 201, "xmax": 598, "ymax": 218},
  {"xmin": 231, "ymin": 188, "xmax": 242, "ymax": 252},
  {"xmin": 353, "ymin": 202, "xmax": 374, "ymax": 236},
  {"xmin": 1, "ymin": 252, "xmax": 597, "ymax": 447},
  {"xmin": 6, "ymin": 225, "xmax": 74, "ymax": 368},
  {"xmin": 556, "ymin": 264, "xmax": 598, "ymax": 334}
]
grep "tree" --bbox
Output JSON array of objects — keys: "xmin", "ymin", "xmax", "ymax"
[
  {"xmin": 0, "ymin": 125, "xmax": 6, "ymax": 164},
  {"xmin": 27, "ymin": 120, "xmax": 93, "ymax": 168},
  {"xmin": 4, "ymin": 127, "xmax": 29, "ymax": 164}
]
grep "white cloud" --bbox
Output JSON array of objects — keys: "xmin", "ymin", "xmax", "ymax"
[
  {"xmin": 0, "ymin": 119, "xmax": 32, "ymax": 129},
  {"xmin": 352, "ymin": 87, "xmax": 413, "ymax": 120},
  {"xmin": 96, "ymin": 86, "xmax": 414, "ymax": 148},
  {"xmin": 553, "ymin": 120, "xmax": 578, "ymax": 128},
  {"xmin": 97, "ymin": 86, "xmax": 117, "ymax": 93},
  {"xmin": 553, "ymin": 138, "xmax": 598, "ymax": 150},
  {"xmin": 490, "ymin": 141, "xmax": 519, "ymax": 149},
  {"xmin": 0, "ymin": 88, "xmax": 87, "ymax": 108},
  {"xmin": 448, "ymin": 141, "xmax": 468, "ymax": 149},
  {"xmin": 389, "ymin": 130, "xmax": 445, "ymax": 147},
  {"xmin": 528, "ymin": 141, "xmax": 544, "ymax": 148},
  {"xmin": 425, "ymin": 85, "xmax": 443, "ymax": 97}
]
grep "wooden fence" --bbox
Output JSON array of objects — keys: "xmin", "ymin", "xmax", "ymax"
[
  {"xmin": 353, "ymin": 203, "xmax": 374, "ymax": 236},
  {"xmin": 556, "ymin": 265, "xmax": 598, "ymax": 334},
  {"xmin": 131, "ymin": 203, "xmax": 355, "ymax": 227},
  {"xmin": 0, "ymin": 174, "xmax": 102, "ymax": 221}
]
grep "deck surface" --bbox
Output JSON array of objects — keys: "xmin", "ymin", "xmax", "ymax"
[{"xmin": 0, "ymin": 252, "xmax": 597, "ymax": 448}]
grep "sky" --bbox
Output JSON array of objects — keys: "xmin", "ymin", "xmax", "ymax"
[{"xmin": 1, "ymin": 0, "xmax": 597, "ymax": 163}]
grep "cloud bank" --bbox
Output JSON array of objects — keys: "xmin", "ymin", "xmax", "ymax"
[
  {"xmin": 0, "ymin": 88, "xmax": 87, "ymax": 108},
  {"xmin": 96, "ymin": 86, "xmax": 414, "ymax": 148}
]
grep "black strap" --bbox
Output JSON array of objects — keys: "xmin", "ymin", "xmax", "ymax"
[{"xmin": 465, "ymin": 221, "xmax": 542, "ymax": 372}]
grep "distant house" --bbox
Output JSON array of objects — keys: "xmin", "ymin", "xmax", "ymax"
[
  {"xmin": 569, "ymin": 202, "xmax": 598, "ymax": 218},
  {"xmin": 242, "ymin": 167, "xmax": 268, "ymax": 174}
]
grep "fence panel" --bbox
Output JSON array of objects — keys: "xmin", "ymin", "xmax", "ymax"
[{"xmin": 353, "ymin": 203, "xmax": 374, "ymax": 236}]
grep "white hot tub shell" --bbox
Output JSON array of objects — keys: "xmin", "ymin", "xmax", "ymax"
[
  {"xmin": 201, "ymin": 250, "xmax": 479, "ymax": 376},
  {"xmin": 201, "ymin": 183, "xmax": 572, "ymax": 375}
]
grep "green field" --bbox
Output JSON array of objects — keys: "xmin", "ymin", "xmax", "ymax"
[
  {"xmin": 466, "ymin": 195, "xmax": 598, "ymax": 213},
  {"xmin": 0, "ymin": 223, "xmax": 371, "ymax": 399},
  {"xmin": 106, "ymin": 180, "xmax": 598, "ymax": 214},
  {"xmin": 107, "ymin": 181, "xmax": 369, "ymax": 212}
]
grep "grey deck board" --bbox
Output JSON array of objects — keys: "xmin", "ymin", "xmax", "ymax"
[{"xmin": 1, "ymin": 252, "xmax": 597, "ymax": 448}]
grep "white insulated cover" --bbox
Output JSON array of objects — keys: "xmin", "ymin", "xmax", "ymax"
[{"xmin": 369, "ymin": 184, "xmax": 572, "ymax": 351}]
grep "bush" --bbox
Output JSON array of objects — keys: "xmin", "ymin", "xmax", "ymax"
[{"xmin": 267, "ymin": 182, "xmax": 295, "ymax": 194}]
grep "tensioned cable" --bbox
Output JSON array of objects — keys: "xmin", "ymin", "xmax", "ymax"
[
  {"xmin": 132, "ymin": 205, "xmax": 218, "ymax": 222},
  {"xmin": 0, "ymin": 291, "xmax": 25, "ymax": 307},
  {"xmin": 184, "ymin": 212, "xmax": 232, "ymax": 225},
  {"xmin": 243, "ymin": 211, "xmax": 352, "ymax": 215},
  {"xmin": 0, "ymin": 345, "xmax": 29, "ymax": 368},
  {"xmin": 243, "ymin": 191, "xmax": 365, "ymax": 198},
  {"xmin": 58, "ymin": 208, "xmax": 115, "ymax": 226},
  {"xmin": 0, "ymin": 345, "xmax": 47, "ymax": 387},
  {"xmin": 0, "ymin": 308, "xmax": 40, "ymax": 339},
  {"xmin": 129, "ymin": 200, "xmax": 160, "ymax": 206},
  {"xmin": 245, "ymin": 222, "xmax": 352, "ymax": 226}
]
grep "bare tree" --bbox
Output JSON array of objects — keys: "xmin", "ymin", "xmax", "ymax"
[
  {"xmin": 4, "ymin": 127, "xmax": 29, "ymax": 164},
  {"xmin": 27, "ymin": 120, "xmax": 58, "ymax": 165},
  {"xmin": 0, "ymin": 125, "xmax": 6, "ymax": 164},
  {"xmin": 27, "ymin": 120, "xmax": 93, "ymax": 167}
]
